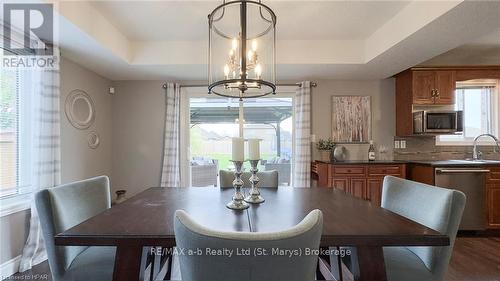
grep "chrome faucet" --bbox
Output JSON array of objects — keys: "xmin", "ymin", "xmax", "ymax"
[{"xmin": 472, "ymin": 134, "xmax": 500, "ymax": 160}]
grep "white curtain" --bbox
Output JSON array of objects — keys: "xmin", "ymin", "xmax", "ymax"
[
  {"xmin": 19, "ymin": 47, "xmax": 61, "ymax": 271},
  {"xmin": 293, "ymin": 81, "xmax": 312, "ymax": 187},
  {"xmin": 160, "ymin": 83, "xmax": 181, "ymax": 187}
]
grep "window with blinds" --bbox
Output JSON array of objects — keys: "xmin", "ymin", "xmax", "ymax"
[
  {"xmin": 0, "ymin": 48, "xmax": 31, "ymax": 198},
  {"xmin": 438, "ymin": 79, "xmax": 499, "ymax": 145}
]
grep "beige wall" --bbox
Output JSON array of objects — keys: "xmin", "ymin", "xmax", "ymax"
[
  {"xmin": 311, "ymin": 79, "xmax": 396, "ymax": 160},
  {"xmin": 111, "ymin": 81, "xmax": 166, "ymax": 196},
  {"xmin": 60, "ymin": 57, "xmax": 113, "ymax": 183},
  {"xmin": 1, "ymin": 57, "xmax": 113, "ymax": 268}
]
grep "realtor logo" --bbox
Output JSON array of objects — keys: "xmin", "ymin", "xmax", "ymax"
[{"xmin": 3, "ymin": 3, "xmax": 54, "ymax": 55}]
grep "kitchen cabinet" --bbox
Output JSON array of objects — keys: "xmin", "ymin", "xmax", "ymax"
[
  {"xmin": 350, "ymin": 178, "xmax": 367, "ymax": 199},
  {"xmin": 487, "ymin": 167, "xmax": 500, "ymax": 228},
  {"xmin": 435, "ymin": 71, "xmax": 455, "ymax": 104},
  {"xmin": 395, "ymin": 68, "xmax": 456, "ymax": 136},
  {"xmin": 312, "ymin": 162, "xmax": 406, "ymax": 206},
  {"xmin": 367, "ymin": 179, "xmax": 383, "ymax": 206},
  {"xmin": 411, "ymin": 70, "xmax": 455, "ymax": 105},
  {"xmin": 412, "ymin": 71, "xmax": 436, "ymax": 104}
]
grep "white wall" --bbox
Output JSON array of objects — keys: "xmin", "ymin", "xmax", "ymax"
[
  {"xmin": 0, "ymin": 57, "xmax": 113, "ymax": 272},
  {"xmin": 311, "ymin": 79, "xmax": 396, "ymax": 160},
  {"xmin": 0, "ymin": 210, "xmax": 29, "ymax": 265}
]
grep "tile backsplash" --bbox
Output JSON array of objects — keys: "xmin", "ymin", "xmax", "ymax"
[{"xmin": 393, "ymin": 136, "xmax": 500, "ymax": 161}]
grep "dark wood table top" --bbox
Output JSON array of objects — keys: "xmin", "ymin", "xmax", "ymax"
[{"xmin": 55, "ymin": 187, "xmax": 449, "ymax": 247}]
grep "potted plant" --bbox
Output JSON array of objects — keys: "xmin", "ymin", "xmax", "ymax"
[{"xmin": 316, "ymin": 138, "xmax": 335, "ymax": 162}]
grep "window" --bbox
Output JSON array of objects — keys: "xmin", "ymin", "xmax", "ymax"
[
  {"xmin": 0, "ymin": 49, "xmax": 32, "ymax": 199},
  {"xmin": 180, "ymin": 87, "xmax": 296, "ymax": 187},
  {"xmin": 437, "ymin": 80, "xmax": 499, "ymax": 145}
]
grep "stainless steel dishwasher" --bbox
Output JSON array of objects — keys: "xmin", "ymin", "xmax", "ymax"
[{"xmin": 434, "ymin": 167, "xmax": 490, "ymax": 231}]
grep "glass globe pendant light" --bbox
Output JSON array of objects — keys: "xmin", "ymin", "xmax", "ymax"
[{"xmin": 208, "ymin": 0, "xmax": 277, "ymax": 100}]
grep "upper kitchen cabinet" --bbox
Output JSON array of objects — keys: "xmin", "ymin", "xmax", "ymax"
[
  {"xmin": 396, "ymin": 68, "xmax": 456, "ymax": 136},
  {"xmin": 411, "ymin": 70, "xmax": 456, "ymax": 105},
  {"xmin": 395, "ymin": 66, "xmax": 500, "ymax": 136}
]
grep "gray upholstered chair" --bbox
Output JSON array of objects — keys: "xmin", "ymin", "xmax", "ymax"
[
  {"xmin": 35, "ymin": 176, "xmax": 115, "ymax": 281},
  {"xmin": 381, "ymin": 176, "xmax": 466, "ymax": 281},
  {"xmin": 174, "ymin": 209, "xmax": 323, "ymax": 281},
  {"xmin": 219, "ymin": 170, "xmax": 279, "ymax": 188}
]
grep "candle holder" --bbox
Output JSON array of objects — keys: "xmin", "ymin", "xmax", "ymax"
[
  {"xmin": 226, "ymin": 160, "xmax": 249, "ymax": 210},
  {"xmin": 244, "ymin": 159, "xmax": 265, "ymax": 204}
]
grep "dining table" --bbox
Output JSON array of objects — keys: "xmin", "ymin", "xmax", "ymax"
[{"xmin": 54, "ymin": 186, "xmax": 449, "ymax": 281}]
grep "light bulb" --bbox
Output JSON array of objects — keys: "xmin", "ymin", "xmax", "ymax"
[
  {"xmin": 247, "ymin": 50, "xmax": 253, "ymax": 61},
  {"xmin": 224, "ymin": 64, "xmax": 230, "ymax": 78},
  {"xmin": 251, "ymin": 40, "xmax": 258, "ymax": 51},
  {"xmin": 232, "ymin": 38, "xmax": 238, "ymax": 50},
  {"xmin": 255, "ymin": 64, "xmax": 262, "ymax": 78}
]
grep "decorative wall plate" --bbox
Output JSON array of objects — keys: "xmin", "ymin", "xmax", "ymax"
[
  {"xmin": 87, "ymin": 131, "xmax": 100, "ymax": 149},
  {"xmin": 65, "ymin": 89, "xmax": 95, "ymax": 130}
]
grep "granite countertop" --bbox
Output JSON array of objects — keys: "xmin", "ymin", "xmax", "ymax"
[
  {"xmin": 407, "ymin": 160, "xmax": 500, "ymax": 166},
  {"xmin": 314, "ymin": 159, "xmax": 500, "ymax": 166},
  {"xmin": 315, "ymin": 160, "xmax": 408, "ymax": 165}
]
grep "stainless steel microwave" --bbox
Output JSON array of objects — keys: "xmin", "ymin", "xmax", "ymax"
[{"xmin": 413, "ymin": 110, "xmax": 463, "ymax": 134}]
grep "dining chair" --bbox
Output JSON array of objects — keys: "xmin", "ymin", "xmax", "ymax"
[
  {"xmin": 35, "ymin": 176, "xmax": 115, "ymax": 281},
  {"xmin": 219, "ymin": 170, "xmax": 279, "ymax": 188},
  {"xmin": 381, "ymin": 176, "xmax": 466, "ymax": 281},
  {"xmin": 174, "ymin": 209, "xmax": 323, "ymax": 281}
]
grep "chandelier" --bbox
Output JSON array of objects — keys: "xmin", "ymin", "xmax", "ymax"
[{"xmin": 208, "ymin": 0, "xmax": 277, "ymax": 100}]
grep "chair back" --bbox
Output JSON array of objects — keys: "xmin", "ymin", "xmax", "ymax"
[
  {"xmin": 219, "ymin": 170, "xmax": 278, "ymax": 188},
  {"xmin": 35, "ymin": 176, "xmax": 111, "ymax": 280},
  {"xmin": 381, "ymin": 176, "xmax": 466, "ymax": 280},
  {"xmin": 174, "ymin": 209, "xmax": 323, "ymax": 281}
]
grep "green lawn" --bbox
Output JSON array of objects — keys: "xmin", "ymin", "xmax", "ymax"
[{"xmin": 192, "ymin": 153, "xmax": 275, "ymax": 171}]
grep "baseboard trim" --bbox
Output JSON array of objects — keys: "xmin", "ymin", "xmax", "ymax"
[{"xmin": 0, "ymin": 255, "xmax": 21, "ymax": 279}]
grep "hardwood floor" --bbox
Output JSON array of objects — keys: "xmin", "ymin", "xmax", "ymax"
[
  {"xmin": 445, "ymin": 237, "xmax": 500, "ymax": 281},
  {"xmin": 7, "ymin": 238, "xmax": 500, "ymax": 281}
]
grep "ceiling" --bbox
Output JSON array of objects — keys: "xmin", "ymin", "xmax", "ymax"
[
  {"xmin": 91, "ymin": 1, "xmax": 409, "ymax": 41},
  {"xmin": 421, "ymin": 27, "xmax": 500, "ymax": 66},
  {"xmin": 14, "ymin": 0, "xmax": 500, "ymax": 81}
]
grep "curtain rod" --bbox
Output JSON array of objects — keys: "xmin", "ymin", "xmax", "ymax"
[{"xmin": 162, "ymin": 82, "xmax": 317, "ymax": 89}]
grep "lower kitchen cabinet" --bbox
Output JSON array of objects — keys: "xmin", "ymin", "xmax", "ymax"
[
  {"xmin": 312, "ymin": 162, "xmax": 406, "ymax": 206},
  {"xmin": 488, "ymin": 186, "xmax": 500, "ymax": 227},
  {"xmin": 350, "ymin": 178, "xmax": 367, "ymax": 199},
  {"xmin": 487, "ymin": 167, "xmax": 500, "ymax": 228},
  {"xmin": 367, "ymin": 179, "xmax": 383, "ymax": 206},
  {"xmin": 331, "ymin": 178, "xmax": 349, "ymax": 192}
]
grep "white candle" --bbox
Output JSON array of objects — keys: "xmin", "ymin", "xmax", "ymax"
[
  {"xmin": 248, "ymin": 139, "xmax": 260, "ymax": 160},
  {"xmin": 232, "ymin": 137, "xmax": 244, "ymax": 161}
]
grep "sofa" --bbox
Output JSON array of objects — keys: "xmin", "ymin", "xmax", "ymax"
[
  {"xmin": 191, "ymin": 157, "xmax": 219, "ymax": 187},
  {"xmin": 262, "ymin": 156, "xmax": 291, "ymax": 186}
]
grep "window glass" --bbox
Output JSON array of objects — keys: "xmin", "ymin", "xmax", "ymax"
[
  {"xmin": 0, "ymin": 49, "xmax": 32, "ymax": 198},
  {"xmin": 438, "ymin": 82, "xmax": 498, "ymax": 144},
  {"xmin": 1, "ymin": 49, "xmax": 20, "ymax": 197},
  {"xmin": 455, "ymin": 88, "xmax": 493, "ymax": 138},
  {"xmin": 189, "ymin": 97, "xmax": 293, "ymax": 187}
]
